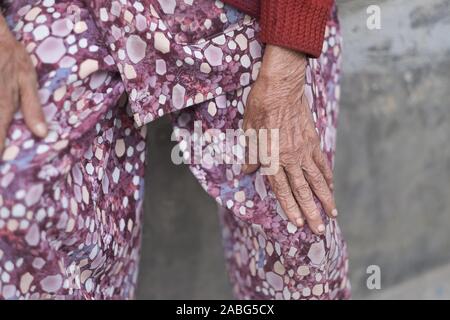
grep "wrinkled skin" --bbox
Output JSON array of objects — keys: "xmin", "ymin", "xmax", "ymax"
[
  {"xmin": 0, "ymin": 13, "xmax": 336, "ymax": 235},
  {"xmin": 0, "ymin": 13, "xmax": 47, "ymax": 153},
  {"xmin": 242, "ymin": 45, "xmax": 338, "ymax": 235}
]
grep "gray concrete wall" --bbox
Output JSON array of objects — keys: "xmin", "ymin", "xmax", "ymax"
[
  {"xmin": 336, "ymin": 0, "xmax": 450, "ymax": 298},
  {"xmin": 137, "ymin": 0, "xmax": 450, "ymax": 299},
  {"xmin": 137, "ymin": 117, "xmax": 231, "ymax": 299}
]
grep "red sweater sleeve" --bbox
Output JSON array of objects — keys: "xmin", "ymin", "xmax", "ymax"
[
  {"xmin": 223, "ymin": 0, "xmax": 333, "ymax": 58},
  {"xmin": 260, "ymin": 0, "xmax": 333, "ymax": 57}
]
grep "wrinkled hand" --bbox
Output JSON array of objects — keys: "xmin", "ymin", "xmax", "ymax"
[
  {"xmin": 242, "ymin": 45, "xmax": 338, "ymax": 235},
  {"xmin": 0, "ymin": 14, "xmax": 47, "ymax": 154}
]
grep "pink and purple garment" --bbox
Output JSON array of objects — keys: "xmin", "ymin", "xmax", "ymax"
[{"xmin": 0, "ymin": 0, "xmax": 350, "ymax": 299}]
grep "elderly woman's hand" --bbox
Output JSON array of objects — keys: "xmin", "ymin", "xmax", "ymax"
[
  {"xmin": 242, "ymin": 45, "xmax": 338, "ymax": 235},
  {"xmin": 0, "ymin": 14, "xmax": 47, "ymax": 154}
]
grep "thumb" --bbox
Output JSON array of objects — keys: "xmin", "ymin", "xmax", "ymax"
[{"xmin": 19, "ymin": 71, "xmax": 47, "ymax": 138}]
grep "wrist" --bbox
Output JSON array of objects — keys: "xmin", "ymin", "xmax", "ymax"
[{"xmin": 259, "ymin": 45, "xmax": 307, "ymax": 81}]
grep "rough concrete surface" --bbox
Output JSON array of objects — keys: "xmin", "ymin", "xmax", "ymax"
[
  {"xmin": 373, "ymin": 263, "xmax": 450, "ymax": 300},
  {"xmin": 137, "ymin": 0, "xmax": 450, "ymax": 299},
  {"xmin": 336, "ymin": 0, "xmax": 450, "ymax": 298}
]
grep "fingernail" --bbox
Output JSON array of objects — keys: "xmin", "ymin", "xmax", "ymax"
[
  {"xmin": 329, "ymin": 183, "xmax": 334, "ymax": 191},
  {"xmin": 331, "ymin": 209, "xmax": 338, "ymax": 217},
  {"xmin": 317, "ymin": 224, "xmax": 325, "ymax": 234},
  {"xmin": 296, "ymin": 218, "xmax": 304, "ymax": 227},
  {"xmin": 35, "ymin": 123, "xmax": 48, "ymax": 137}
]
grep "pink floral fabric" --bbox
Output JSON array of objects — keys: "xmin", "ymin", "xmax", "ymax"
[{"xmin": 0, "ymin": 0, "xmax": 349, "ymax": 299}]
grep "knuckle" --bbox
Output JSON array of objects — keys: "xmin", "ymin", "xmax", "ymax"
[
  {"xmin": 315, "ymin": 181, "xmax": 329, "ymax": 194},
  {"xmin": 310, "ymin": 167, "xmax": 322, "ymax": 180},
  {"xmin": 276, "ymin": 186, "xmax": 293, "ymax": 202},
  {"xmin": 286, "ymin": 167, "xmax": 303, "ymax": 180},
  {"xmin": 309, "ymin": 170, "xmax": 324, "ymax": 185},
  {"xmin": 304, "ymin": 208, "xmax": 320, "ymax": 220},
  {"xmin": 269, "ymin": 178, "xmax": 288, "ymax": 193},
  {"xmin": 285, "ymin": 202, "xmax": 299, "ymax": 215},
  {"xmin": 296, "ymin": 184, "xmax": 312, "ymax": 202}
]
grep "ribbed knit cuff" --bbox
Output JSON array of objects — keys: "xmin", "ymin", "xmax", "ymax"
[{"xmin": 260, "ymin": 0, "xmax": 333, "ymax": 58}]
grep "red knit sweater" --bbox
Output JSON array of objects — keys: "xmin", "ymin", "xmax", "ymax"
[{"xmin": 222, "ymin": 0, "xmax": 333, "ymax": 58}]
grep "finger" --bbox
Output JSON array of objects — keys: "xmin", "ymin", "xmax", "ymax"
[
  {"xmin": 313, "ymin": 145, "xmax": 334, "ymax": 190},
  {"xmin": 242, "ymin": 163, "xmax": 260, "ymax": 174},
  {"xmin": 267, "ymin": 168, "xmax": 304, "ymax": 227},
  {"xmin": 0, "ymin": 92, "xmax": 16, "ymax": 154},
  {"xmin": 285, "ymin": 164, "xmax": 325, "ymax": 234},
  {"xmin": 19, "ymin": 71, "xmax": 47, "ymax": 138},
  {"xmin": 242, "ymin": 126, "xmax": 260, "ymax": 174},
  {"xmin": 302, "ymin": 158, "xmax": 338, "ymax": 218}
]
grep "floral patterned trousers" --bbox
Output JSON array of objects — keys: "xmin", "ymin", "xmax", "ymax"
[{"xmin": 0, "ymin": 0, "xmax": 350, "ymax": 299}]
